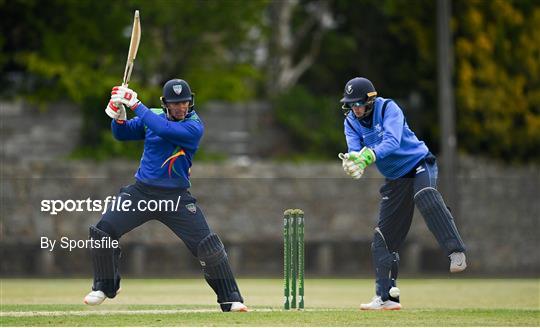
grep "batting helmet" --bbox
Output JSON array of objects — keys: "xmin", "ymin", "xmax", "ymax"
[
  {"xmin": 340, "ymin": 77, "xmax": 377, "ymax": 118},
  {"xmin": 160, "ymin": 79, "xmax": 195, "ymax": 121},
  {"xmin": 161, "ymin": 79, "xmax": 194, "ymax": 105}
]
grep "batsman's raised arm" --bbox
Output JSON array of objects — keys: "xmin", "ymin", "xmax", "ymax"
[
  {"xmin": 132, "ymin": 104, "xmax": 203, "ymax": 149},
  {"xmin": 111, "ymin": 117, "xmax": 145, "ymax": 141},
  {"xmin": 103, "ymin": 88, "xmax": 144, "ymax": 141},
  {"xmin": 111, "ymin": 84, "xmax": 203, "ymax": 149}
]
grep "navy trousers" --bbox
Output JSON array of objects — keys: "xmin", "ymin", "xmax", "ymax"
[
  {"xmin": 96, "ymin": 180, "xmax": 211, "ymax": 256},
  {"xmin": 377, "ymin": 153, "xmax": 438, "ymax": 252}
]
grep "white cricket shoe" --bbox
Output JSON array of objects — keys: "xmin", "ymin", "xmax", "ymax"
[
  {"xmin": 220, "ymin": 302, "xmax": 249, "ymax": 312},
  {"xmin": 83, "ymin": 290, "xmax": 106, "ymax": 306},
  {"xmin": 449, "ymin": 252, "xmax": 467, "ymax": 273},
  {"xmin": 83, "ymin": 288, "xmax": 120, "ymax": 306},
  {"xmin": 360, "ymin": 296, "xmax": 402, "ymax": 310}
]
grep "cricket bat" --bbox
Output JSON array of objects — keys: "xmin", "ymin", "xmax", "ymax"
[{"xmin": 122, "ymin": 10, "xmax": 141, "ymax": 87}]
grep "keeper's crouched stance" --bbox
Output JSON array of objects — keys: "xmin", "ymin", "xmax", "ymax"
[
  {"xmin": 338, "ymin": 77, "xmax": 466, "ymax": 311},
  {"xmin": 84, "ymin": 79, "xmax": 247, "ymax": 312}
]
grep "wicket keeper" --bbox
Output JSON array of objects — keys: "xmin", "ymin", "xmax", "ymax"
[
  {"xmin": 339, "ymin": 77, "xmax": 467, "ymax": 310},
  {"xmin": 83, "ymin": 79, "xmax": 248, "ymax": 312}
]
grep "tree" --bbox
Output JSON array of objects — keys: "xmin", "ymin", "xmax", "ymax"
[
  {"xmin": 454, "ymin": 0, "xmax": 540, "ymax": 162},
  {"xmin": 290, "ymin": 0, "xmax": 540, "ymax": 162},
  {"xmin": 266, "ymin": 0, "xmax": 335, "ymax": 96},
  {"xmin": 1, "ymin": 0, "xmax": 267, "ymax": 156},
  {"xmin": 274, "ymin": 0, "xmax": 440, "ymax": 158}
]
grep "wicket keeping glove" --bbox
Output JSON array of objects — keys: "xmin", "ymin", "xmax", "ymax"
[
  {"xmin": 338, "ymin": 147, "xmax": 376, "ymax": 179},
  {"xmin": 339, "ymin": 153, "xmax": 365, "ymax": 179},
  {"xmin": 111, "ymin": 86, "xmax": 141, "ymax": 110},
  {"xmin": 349, "ymin": 147, "xmax": 376, "ymax": 169},
  {"xmin": 105, "ymin": 99, "xmax": 127, "ymax": 122}
]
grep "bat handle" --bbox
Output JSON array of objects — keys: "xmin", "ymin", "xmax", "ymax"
[{"xmin": 116, "ymin": 83, "xmax": 128, "ymax": 110}]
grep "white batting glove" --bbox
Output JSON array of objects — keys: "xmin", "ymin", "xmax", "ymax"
[
  {"xmin": 339, "ymin": 153, "xmax": 364, "ymax": 179},
  {"xmin": 105, "ymin": 99, "xmax": 127, "ymax": 121},
  {"xmin": 111, "ymin": 86, "xmax": 141, "ymax": 110}
]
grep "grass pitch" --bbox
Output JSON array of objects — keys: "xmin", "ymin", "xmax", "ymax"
[{"xmin": 1, "ymin": 278, "xmax": 539, "ymax": 326}]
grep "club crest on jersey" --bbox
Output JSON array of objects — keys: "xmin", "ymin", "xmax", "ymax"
[
  {"xmin": 346, "ymin": 84, "xmax": 353, "ymax": 94},
  {"xmin": 186, "ymin": 203, "xmax": 196, "ymax": 213},
  {"xmin": 173, "ymin": 84, "xmax": 183, "ymax": 95},
  {"xmin": 375, "ymin": 123, "xmax": 383, "ymax": 137}
]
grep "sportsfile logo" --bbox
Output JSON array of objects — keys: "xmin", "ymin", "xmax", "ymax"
[{"xmin": 40, "ymin": 195, "xmax": 182, "ymax": 215}]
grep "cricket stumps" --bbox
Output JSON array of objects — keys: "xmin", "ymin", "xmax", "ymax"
[{"xmin": 283, "ymin": 209, "xmax": 305, "ymax": 310}]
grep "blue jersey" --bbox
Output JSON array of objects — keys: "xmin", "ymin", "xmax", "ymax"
[
  {"xmin": 111, "ymin": 103, "xmax": 203, "ymax": 189},
  {"xmin": 344, "ymin": 97, "xmax": 428, "ymax": 179}
]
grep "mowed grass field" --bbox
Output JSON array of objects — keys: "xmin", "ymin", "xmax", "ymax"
[{"xmin": 1, "ymin": 278, "xmax": 539, "ymax": 326}]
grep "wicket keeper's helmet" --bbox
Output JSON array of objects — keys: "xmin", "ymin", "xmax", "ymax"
[
  {"xmin": 161, "ymin": 79, "xmax": 194, "ymax": 107},
  {"xmin": 340, "ymin": 77, "xmax": 377, "ymax": 117}
]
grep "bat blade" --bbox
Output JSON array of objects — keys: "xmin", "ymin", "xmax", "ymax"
[{"xmin": 122, "ymin": 10, "xmax": 141, "ymax": 87}]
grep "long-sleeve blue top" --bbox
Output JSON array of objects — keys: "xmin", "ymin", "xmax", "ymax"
[
  {"xmin": 344, "ymin": 97, "xmax": 428, "ymax": 179},
  {"xmin": 111, "ymin": 103, "xmax": 203, "ymax": 189}
]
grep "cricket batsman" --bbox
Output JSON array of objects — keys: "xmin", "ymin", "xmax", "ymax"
[
  {"xmin": 338, "ymin": 77, "xmax": 467, "ymax": 310},
  {"xmin": 83, "ymin": 79, "xmax": 248, "ymax": 312}
]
